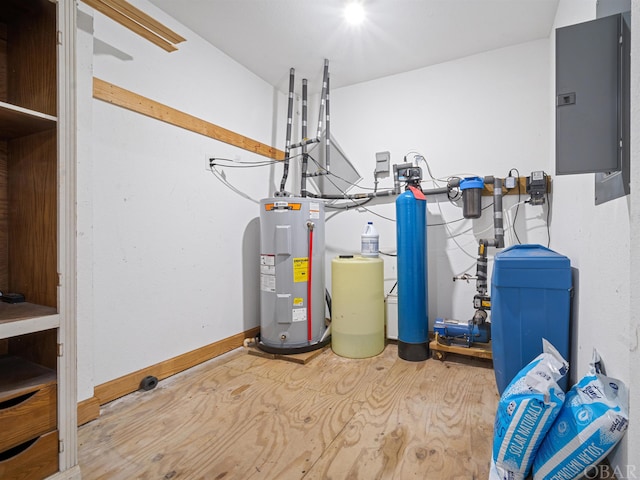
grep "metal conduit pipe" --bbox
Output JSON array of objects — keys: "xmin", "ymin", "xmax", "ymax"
[
  {"xmin": 304, "ymin": 185, "xmax": 449, "ymax": 201},
  {"xmin": 316, "ymin": 59, "xmax": 329, "ymax": 140},
  {"xmin": 290, "ymin": 60, "xmax": 330, "ymax": 151},
  {"xmin": 305, "ymin": 171, "xmax": 328, "ymax": 177},
  {"xmin": 301, "ymin": 79, "xmax": 308, "ymax": 197},
  {"xmin": 325, "ymin": 75, "xmax": 331, "ymax": 173},
  {"xmin": 279, "ymin": 68, "xmax": 295, "ymax": 193},
  {"xmin": 290, "ymin": 137, "xmax": 320, "ymax": 149}
]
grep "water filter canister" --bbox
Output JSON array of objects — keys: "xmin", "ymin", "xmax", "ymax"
[
  {"xmin": 361, "ymin": 222, "xmax": 379, "ymax": 257},
  {"xmin": 459, "ymin": 176, "xmax": 484, "ymax": 219}
]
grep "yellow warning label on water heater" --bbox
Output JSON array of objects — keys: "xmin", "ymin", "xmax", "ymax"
[
  {"xmin": 293, "ymin": 257, "xmax": 309, "ymax": 283},
  {"xmin": 293, "ymin": 297, "xmax": 304, "ymax": 306},
  {"xmin": 264, "ymin": 202, "xmax": 302, "ymax": 211}
]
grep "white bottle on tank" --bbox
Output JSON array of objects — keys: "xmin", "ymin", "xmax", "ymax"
[{"xmin": 361, "ymin": 221, "xmax": 379, "ymax": 257}]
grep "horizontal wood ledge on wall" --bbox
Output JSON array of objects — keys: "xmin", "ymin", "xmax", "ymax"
[
  {"xmin": 82, "ymin": 326, "xmax": 260, "ymax": 424},
  {"xmin": 482, "ymin": 175, "xmax": 552, "ymax": 196},
  {"xmin": 93, "ymin": 78, "xmax": 285, "ymax": 160},
  {"xmin": 107, "ymin": 0, "xmax": 186, "ymax": 45},
  {"xmin": 81, "ymin": 0, "xmax": 184, "ymax": 52}
]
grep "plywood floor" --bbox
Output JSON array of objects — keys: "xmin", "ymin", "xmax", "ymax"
[{"xmin": 78, "ymin": 343, "xmax": 499, "ymax": 479}]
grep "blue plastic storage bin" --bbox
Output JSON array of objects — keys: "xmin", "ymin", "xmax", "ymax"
[{"xmin": 491, "ymin": 244, "xmax": 572, "ymax": 394}]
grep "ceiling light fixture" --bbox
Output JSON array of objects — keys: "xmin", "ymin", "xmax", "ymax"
[{"xmin": 344, "ymin": 2, "xmax": 365, "ymax": 26}]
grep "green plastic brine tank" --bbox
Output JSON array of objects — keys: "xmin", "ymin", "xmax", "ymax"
[{"xmin": 331, "ymin": 255, "xmax": 385, "ymax": 358}]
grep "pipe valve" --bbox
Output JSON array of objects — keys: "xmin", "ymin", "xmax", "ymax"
[{"xmin": 453, "ymin": 273, "xmax": 476, "ymax": 283}]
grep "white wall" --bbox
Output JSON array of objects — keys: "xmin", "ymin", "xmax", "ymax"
[
  {"xmin": 550, "ymin": 0, "xmax": 633, "ymax": 473},
  {"xmin": 76, "ymin": 4, "xmax": 96, "ymax": 402},
  {"xmin": 628, "ymin": 0, "xmax": 640, "ymax": 476},
  {"xmin": 77, "ymin": 0, "xmax": 287, "ymax": 390},
  {"xmin": 77, "ymin": 4, "xmax": 637, "ymax": 473},
  {"xmin": 328, "ymin": 5, "xmax": 635, "ymax": 471},
  {"xmin": 327, "ymin": 39, "xmax": 552, "ymax": 325}
]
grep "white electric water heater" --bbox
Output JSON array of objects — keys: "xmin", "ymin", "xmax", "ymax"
[{"xmin": 258, "ymin": 197, "xmax": 328, "ymax": 353}]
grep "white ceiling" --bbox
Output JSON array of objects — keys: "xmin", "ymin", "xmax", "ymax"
[{"xmin": 148, "ymin": 0, "xmax": 559, "ymax": 93}]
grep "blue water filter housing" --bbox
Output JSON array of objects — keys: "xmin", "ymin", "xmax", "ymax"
[{"xmin": 395, "ymin": 188, "xmax": 429, "ymax": 361}]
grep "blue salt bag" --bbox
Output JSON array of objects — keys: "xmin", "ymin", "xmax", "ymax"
[
  {"xmin": 532, "ymin": 350, "xmax": 629, "ymax": 480},
  {"xmin": 491, "ymin": 339, "xmax": 569, "ymax": 480}
]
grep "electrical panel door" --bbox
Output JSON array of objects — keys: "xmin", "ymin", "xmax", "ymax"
[{"xmin": 555, "ymin": 14, "xmax": 627, "ymax": 175}]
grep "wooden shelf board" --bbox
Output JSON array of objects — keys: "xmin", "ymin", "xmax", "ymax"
[
  {"xmin": 0, "ymin": 303, "xmax": 59, "ymax": 339},
  {"xmin": 430, "ymin": 338, "xmax": 493, "ymax": 360},
  {"xmin": 0, "ymin": 101, "xmax": 57, "ymax": 139},
  {"xmin": 108, "ymin": 0, "xmax": 186, "ymax": 44},
  {"xmin": 0, "ymin": 355, "xmax": 56, "ymax": 401},
  {"xmin": 82, "ymin": 0, "xmax": 179, "ymax": 52}
]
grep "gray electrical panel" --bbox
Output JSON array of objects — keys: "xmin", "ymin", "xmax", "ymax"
[{"xmin": 555, "ymin": 13, "xmax": 628, "ymax": 176}]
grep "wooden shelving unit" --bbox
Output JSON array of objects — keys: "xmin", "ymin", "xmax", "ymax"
[
  {"xmin": 0, "ymin": 102, "xmax": 56, "ymax": 139},
  {"xmin": 0, "ymin": 356, "xmax": 57, "ymax": 452},
  {"xmin": 0, "ymin": 304, "xmax": 59, "ymax": 340},
  {"xmin": 0, "ymin": 0, "xmax": 78, "ymax": 478}
]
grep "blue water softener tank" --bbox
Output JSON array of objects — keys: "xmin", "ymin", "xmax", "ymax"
[
  {"xmin": 396, "ymin": 188, "xmax": 429, "ymax": 361},
  {"xmin": 491, "ymin": 244, "xmax": 572, "ymax": 394}
]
